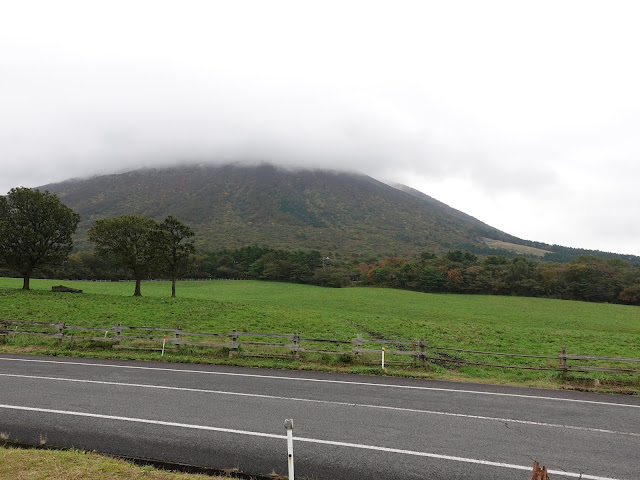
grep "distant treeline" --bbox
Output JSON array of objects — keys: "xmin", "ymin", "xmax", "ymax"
[
  {"xmin": 6, "ymin": 245, "xmax": 640, "ymax": 306},
  {"xmin": 355, "ymin": 251, "xmax": 640, "ymax": 305}
]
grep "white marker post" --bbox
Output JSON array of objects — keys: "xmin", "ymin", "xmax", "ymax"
[
  {"xmin": 284, "ymin": 419, "xmax": 294, "ymax": 480},
  {"xmin": 161, "ymin": 335, "xmax": 167, "ymax": 357},
  {"xmin": 382, "ymin": 347, "xmax": 385, "ymax": 370}
]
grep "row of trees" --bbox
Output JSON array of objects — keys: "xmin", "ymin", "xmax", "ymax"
[
  {"xmin": 198, "ymin": 247, "xmax": 350, "ymax": 287},
  {"xmin": 89, "ymin": 215, "xmax": 195, "ymax": 296},
  {"xmin": 0, "ymin": 188, "xmax": 195, "ymax": 297},
  {"xmin": 355, "ymin": 251, "xmax": 640, "ymax": 304},
  {"xmin": 50, "ymin": 245, "xmax": 640, "ymax": 304},
  {"xmin": 40, "ymin": 246, "xmax": 349, "ymax": 289},
  {"xmin": 197, "ymin": 249, "xmax": 640, "ymax": 304},
  {"xmin": 3, "ymin": 187, "xmax": 640, "ymax": 305}
]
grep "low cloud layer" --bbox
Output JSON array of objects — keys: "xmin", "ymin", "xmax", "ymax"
[{"xmin": 2, "ymin": 1, "xmax": 640, "ymax": 255}]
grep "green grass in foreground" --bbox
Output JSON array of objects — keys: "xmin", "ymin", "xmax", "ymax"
[
  {"xmin": 1, "ymin": 278, "xmax": 639, "ymax": 391},
  {"xmin": 0, "ymin": 444, "xmax": 228, "ymax": 480}
]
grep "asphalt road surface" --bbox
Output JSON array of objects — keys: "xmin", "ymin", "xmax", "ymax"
[{"xmin": 0, "ymin": 354, "xmax": 638, "ymax": 479}]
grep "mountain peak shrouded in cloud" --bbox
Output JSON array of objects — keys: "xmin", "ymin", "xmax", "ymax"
[
  {"xmin": 37, "ymin": 163, "xmax": 524, "ymax": 256},
  {"xmin": 2, "ymin": 1, "xmax": 640, "ymax": 255},
  {"xmin": 38, "ymin": 163, "xmax": 640, "ymax": 263}
]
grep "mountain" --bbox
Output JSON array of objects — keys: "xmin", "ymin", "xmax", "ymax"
[{"xmin": 38, "ymin": 163, "xmax": 634, "ymax": 261}]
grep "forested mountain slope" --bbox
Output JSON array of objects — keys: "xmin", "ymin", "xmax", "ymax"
[{"xmin": 40, "ymin": 163, "xmax": 638, "ymax": 261}]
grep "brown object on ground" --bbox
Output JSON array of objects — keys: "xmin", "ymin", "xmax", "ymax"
[
  {"xmin": 51, "ymin": 285, "xmax": 83, "ymax": 293},
  {"xmin": 530, "ymin": 461, "xmax": 550, "ymax": 480}
]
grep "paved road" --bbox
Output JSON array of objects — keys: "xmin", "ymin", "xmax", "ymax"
[{"xmin": 0, "ymin": 354, "xmax": 638, "ymax": 479}]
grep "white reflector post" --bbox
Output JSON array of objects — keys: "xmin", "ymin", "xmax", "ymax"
[{"xmin": 285, "ymin": 418, "xmax": 294, "ymax": 480}]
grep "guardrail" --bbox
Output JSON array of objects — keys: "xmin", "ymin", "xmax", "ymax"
[{"xmin": 1, "ymin": 318, "xmax": 639, "ymax": 376}]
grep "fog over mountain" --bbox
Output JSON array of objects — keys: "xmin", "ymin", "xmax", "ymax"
[{"xmin": 2, "ymin": 1, "xmax": 640, "ymax": 255}]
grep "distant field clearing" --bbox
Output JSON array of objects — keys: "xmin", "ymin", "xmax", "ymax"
[{"xmin": 482, "ymin": 238, "xmax": 552, "ymax": 257}]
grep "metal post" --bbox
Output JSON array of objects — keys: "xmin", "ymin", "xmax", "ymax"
[{"xmin": 284, "ymin": 419, "xmax": 294, "ymax": 480}]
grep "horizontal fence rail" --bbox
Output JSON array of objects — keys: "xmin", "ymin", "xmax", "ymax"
[{"xmin": 1, "ymin": 318, "xmax": 639, "ymax": 376}]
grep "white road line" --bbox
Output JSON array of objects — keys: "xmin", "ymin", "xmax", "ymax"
[
  {"xmin": 2, "ymin": 372, "xmax": 638, "ymax": 438},
  {"xmin": 1, "ymin": 356, "xmax": 639, "ymax": 409},
  {"xmin": 0, "ymin": 403, "xmax": 622, "ymax": 480}
]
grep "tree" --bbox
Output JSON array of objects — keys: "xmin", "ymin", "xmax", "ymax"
[
  {"xmin": 419, "ymin": 266, "xmax": 445, "ymax": 292},
  {"xmin": 88, "ymin": 215, "xmax": 161, "ymax": 296},
  {"xmin": 158, "ymin": 216, "xmax": 196, "ymax": 297},
  {"xmin": 618, "ymin": 284, "xmax": 640, "ymax": 305},
  {"xmin": 0, "ymin": 187, "xmax": 80, "ymax": 290}
]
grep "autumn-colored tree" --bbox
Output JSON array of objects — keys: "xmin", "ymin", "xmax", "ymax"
[
  {"xmin": 618, "ymin": 285, "xmax": 640, "ymax": 305},
  {"xmin": 445, "ymin": 268, "xmax": 464, "ymax": 291}
]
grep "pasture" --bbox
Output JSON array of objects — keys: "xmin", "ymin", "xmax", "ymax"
[{"xmin": 1, "ymin": 277, "xmax": 639, "ymax": 390}]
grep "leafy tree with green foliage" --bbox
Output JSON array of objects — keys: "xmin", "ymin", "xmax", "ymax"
[
  {"xmin": 618, "ymin": 284, "xmax": 640, "ymax": 305},
  {"xmin": 370, "ymin": 266, "xmax": 391, "ymax": 285},
  {"xmin": 0, "ymin": 187, "xmax": 80, "ymax": 290},
  {"xmin": 158, "ymin": 216, "xmax": 196, "ymax": 297},
  {"xmin": 311, "ymin": 266, "xmax": 350, "ymax": 287},
  {"xmin": 48, "ymin": 251, "xmax": 122, "ymax": 281},
  {"xmin": 445, "ymin": 250, "xmax": 478, "ymax": 266},
  {"xmin": 419, "ymin": 266, "xmax": 445, "ymax": 292},
  {"xmin": 88, "ymin": 215, "xmax": 161, "ymax": 296}
]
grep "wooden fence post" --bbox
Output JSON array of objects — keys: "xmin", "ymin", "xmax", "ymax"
[
  {"xmin": 175, "ymin": 325, "xmax": 181, "ymax": 349},
  {"xmin": 291, "ymin": 331, "xmax": 299, "ymax": 358},
  {"xmin": 559, "ymin": 346, "xmax": 567, "ymax": 380},
  {"xmin": 115, "ymin": 324, "xmax": 122, "ymax": 347},
  {"xmin": 419, "ymin": 338, "xmax": 427, "ymax": 366},
  {"xmin": 0, "ymin": 318, "xmax": 8, "ymax": 339},
  {"xmin": 353, "ymin": 333, "xmax": 363, "ymax": 357},
  {"xmin": 229, "ymin": 329, "xmax": 238, "ymax": 357},
  {"xmin": 57, "ymin": 322, "xmax": 65, "ymax": 345}
]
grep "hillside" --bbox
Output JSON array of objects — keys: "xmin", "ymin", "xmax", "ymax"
[
  {"xmin": 38, "ymin": 163, "xmax": 638, "ymax": 261},
  {"xmin": 39, "ymin": 164, "xmax": 520, "ymax": 257}
]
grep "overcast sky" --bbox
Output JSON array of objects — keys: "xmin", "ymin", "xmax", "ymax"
[{"xmin": 2, "ymin": 1, "xmax": 640, "ymax": 255}]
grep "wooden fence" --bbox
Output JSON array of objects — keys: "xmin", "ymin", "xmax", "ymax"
[{"xmin": 1, "ymin": 318, "xmax": 639, "ymax": 376}]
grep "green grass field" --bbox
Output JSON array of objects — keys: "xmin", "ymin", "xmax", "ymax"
[{"xmin": 1, "ymin": 277, "xmax": 639, "ymax": 391}]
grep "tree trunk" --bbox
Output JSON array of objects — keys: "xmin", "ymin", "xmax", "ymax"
[
  {"xmin": 171, "ymin": 278, "xmax": 176, "ymax": 298},
  {"xmin": 22, "ymin": 275, "xmax": 30, "ymax": 290},
  {"xmin": 134, "ymin": 278, "xmax": 142, "ymax": 296}
]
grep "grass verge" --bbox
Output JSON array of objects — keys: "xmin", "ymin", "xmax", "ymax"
[{"xmin": 0, "ymin": 443, "xmax": 238, "ymax": 480}]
